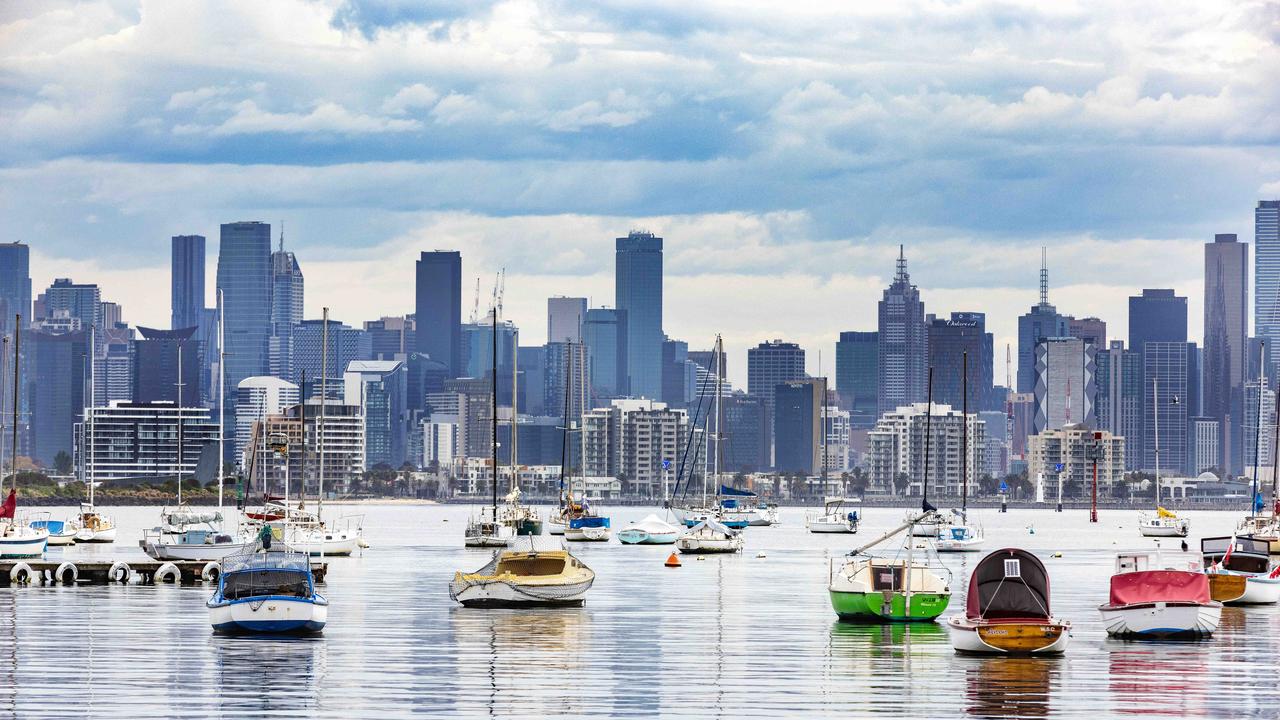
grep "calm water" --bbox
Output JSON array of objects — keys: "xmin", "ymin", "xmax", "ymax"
[{"xmin": 2, "ymin": 503, "xmax": 1278, "ymax": 719}]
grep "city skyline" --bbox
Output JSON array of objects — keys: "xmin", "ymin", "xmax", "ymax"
[{"xmin": 5, "ymin": 2, "xmax": 1277, "ymax": 389}]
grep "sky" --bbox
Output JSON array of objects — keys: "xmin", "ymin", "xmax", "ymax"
[{"xmin": 2, "ymin": 0, "xmax": 1278, "ymax": 389}]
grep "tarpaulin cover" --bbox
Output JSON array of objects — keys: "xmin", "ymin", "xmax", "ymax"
[
  {"xmin": 719, "ymin": 485, "xmax": 757, "ymax": 497},
  {"xmin": 966, "ymin": 548, "xmax": 1051, "ymax": 621},
  {"xmin": 1108, "ymin": 570, "xmax": 1211, "ymax": 606}
]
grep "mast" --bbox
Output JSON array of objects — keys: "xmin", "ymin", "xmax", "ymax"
[
  {"xmin": 962, "ymin": 350, "xmax": 968, "ymax": 516},
  {"xmin": 921, "ymin": 367, "xmax": 934, "ymax": 512},
  {"xmin": 1251, "ymin": 341, "xmax": 1265, "ymax": 514},
  {"xmin": 1154, "ymin": 374, "xmax": 1161, "ymax": 508},
  {"xmin": 9, "ymin": 317, "xmax": 19, "ymax": 498},
  {"xmin": 0, "ymin": 337, "xmax": 6, "ymax": 496},
  {"xmin": 491, "ymin": 305, "xmax": 498, "ymax": 514},
  {"xmin": 88, "ymin": 325, "xmax": 95, "ymax": 508},
  {"xmin": 217, "ymin": 288, "xmax": 225, "ymax": 508},
  {"xmin": 714, "ymin": 335, "xmax": 723, "ymax": 493},
  {"xmin": 176, "ymin": 345, "xmax": 184, "ymax": 506},
  {"xmin": 510, "ymin": 328, "xmax": 518, "ymax": 492},
  {"xmin": 1272, "ymin": 364, "xmax": 1280, "ymax": 517},
  {"xmin": 319, "ymin": 307, "xmax": 329, "ymax": 517},
  {"xmin": 578, "ymin": 338, "xmax": 587, "ymax": 506},
  {"xmin": 559, "ymin": 344, "xmax": 572, "ymax": 508}
]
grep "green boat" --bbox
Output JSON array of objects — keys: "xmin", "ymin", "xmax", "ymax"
[{"xmin": 829, "ymin": 556, "xmax": 952, "ymax": 622}]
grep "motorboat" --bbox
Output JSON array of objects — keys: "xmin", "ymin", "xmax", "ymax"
[
  {"xmin": 1138, "ymin": 507, "xmax": 1189, "ymax": 538},
  {"xmin": 30, "ymin": 515, "xmax": 78, "ymax": 546},
  {"xmin": 934, "ymin": 520, "xmax": 985, "ymax": 553},
  {"xmin": 565, "ymin": 515, "xmax": 611, "ymax": 542},
  {"xmin": 617, "ymin": 514, "xmax": 680, "ymax": 545},
  {"xmin": 807, "ymin": 497, "xmax": 860, "ymax": 534},
  {"xmin": 0, "ymin": 491, "xmax": 48, "ymax": 558},
  {"xmin": 141, "ymin": 507, "xmax": 253, "ymax": 561},
  {"xmin": 676, "ymin": 518, "xmax": 743, "ymax": 554},
  {"xmin": 207, "ymin": 548, "xmax": 327, "ymax": 634},
  {"xmin": 449, "ymin": 548, "xmax": 595, "ymax": 607},
  {"xmin": 1237, "ymin": 514, "xmax": 1280, "ymax": 555},
  {"xmin": 947, "ymin": 548, "xmax": 1071, "ymax": 655},
  {"xmin": 74, "ymin": 503, "xmax": 117, "ymax": 543},
  {"xmin": 465, "ymin": 507, "xmax": 514, "ymax": 548},
  {"xmin": 1200, "ymin": 536, "xmax": 1280, "ymax": 604},
  {"xmin": 1098, "ymin": 551, "xmax": 1221, "ymax": 638}
]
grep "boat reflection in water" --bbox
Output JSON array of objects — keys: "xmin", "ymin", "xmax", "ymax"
[
  {"xmin": 1108, "ymin": 647, "xmax": 1208, "ymax": 716},
  {"xmin": 962, "ymin": 656, "xmax": 1057, "ymax": 718}
]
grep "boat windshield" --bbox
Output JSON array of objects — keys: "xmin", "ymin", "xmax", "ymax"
[
  {"xmin": 222, "ymin": 569, "xmax": 311, "ymax": 600},
  {"xmin": 494, "ymin": 555, "xmax": 568, "ymax": 577}
]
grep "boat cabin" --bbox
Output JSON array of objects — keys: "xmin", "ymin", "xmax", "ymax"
[
  {"xmin": 219, "ymin": 553, "xmax": 315, "ymax": 601},
  {"xmin": 966, "ymin": 548, "xmax": 1052, "ymax": 621},
  {"xmin": 1201, "ymin": 536, "xmax": 1271, "ymax": 574},
  {"xmin": 493, "ymin": 551, "xmax": 576, "ymax": 578}
]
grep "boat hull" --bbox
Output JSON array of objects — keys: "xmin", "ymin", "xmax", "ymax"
[
  {"xmin": 947, "ymin": 617, "xmax": 1071, "ymax": 655},
  {"xmin": 809, "ymin": 520, "xmax": 857, "ymax": 534},
  {"xmin": 564, "ymin": 526, "xmax": 612, "ymax": 542},
  {"xmin": 46, "ymin": 531, "xmax": 78, "ymax": 546},
  {"xmin": 208, "ymin": 596, "xmax": 327, "ymax": 634},
  {"xmin": 0, "ymin": 535, "xmax": 47, "ymax": 558},
  {"xmin": 1098, "ymin": 602, "xmax": 1221, "ymax": 638},
  {"xmin": 464, "ymin": 536, "xmax": 510, "ymax": 548},
  {"xmin": 1139, "ymin": 525, "xmax": 1188, "ymax": 538},
  {"xmin": 676, "ymin": 537, "xmax": 742, "ymax": 554},
  {"xmin": 283, "ymin": 531, "xmax": 360, "ymax": 557},
  {"xmin": 449, "ymin": 577, "xmax": 592, "ymax": 607},
  {"xmin": 934, "ymin": 538, "xmax": 986, "ymax": 553},
  {"xmin": 75, "ymin": 527, "xmax": 117, "ymax": 543},
  {"xmin": 1205, "ymin": 572, "xmax": 1280, "ymax": 604},
  {"xmin": 617, "ymin": 529, "xmax": 678, "ymax": 545},
  {"xmin": 141, "ymin": 539, "xmax": 254, "ymax": 561},
  {"xmin": 830, "ymin": 590, "xmax": 950, "ymax": 622},
  {"xmin": 547, "ymin": 521, "xmax": 565, "ymax": 536}
]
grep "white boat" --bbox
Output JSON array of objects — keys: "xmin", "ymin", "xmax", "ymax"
[
  {"xmin": 208, "ymin": 548, "xmax": 326, "ymax": 634},
  {"xmin": 1201, "ymin": 536, "xmax": 1280, "ymax": 605},
  {"xmin": 806, "ymin": 497, "xmax": 860, "ymax": 534},
  {"xmin": 141, "ymin": 508, "xmax": 254, "ymax": 561},
  {"xmin": 466, "ymin": 512, "xmax": 514, "ymax": 548},
  {"xmin": 934, "ymin": 521, "xmax": 985, "ymax": 553},
  {"xmin": 676, "ymin": 518, "xmax": 743, "ymax": 554},
  {"xmin": 546, "ymin": 513, "xmax": 566, "ymax": 536},
  {"xmin": 74, "ymin": 504, "xmax": 117, "ymax": 543},
  {"xmin": 907, "ymin": 509, "xmax": 952, "ymax": 537},
  {"xmin": 617, "ymin": 514, "xmax": 680, "ymax": 545},
  {"xmin": 565, "ymin": 514, "xmax": 611, "ymax": 542},
  {"xmin": 30, "ymin": 516, "xmax": 78, "ymax": 546},
  {"xmin": 1098, "ymin": 551, "xmax": 1222, "ymax": 638},
  {"xmin": 947, "ymin": 548, "xmax": 1071, "ymax": 655},
  {"xmin": 0, "ymin": 519, "xmax": 48, "ymax": 558},
  {"xmin": 450, "ymin": 547, "xmax": 595, "ymax": 607},
  {"xmin": 280, "ymin": 525, "xmax": 362, "ymax": 556},
  {"xmin": 1139, "ymin": 509, "xmax": 1189, "ymax": 538}
]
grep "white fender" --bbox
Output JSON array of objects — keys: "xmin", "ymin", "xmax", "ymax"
[
  {"xmin": 8, "ymin": 562, "xmax": 33, "ymax": 585},
  {"xmin": 201, "ymin": 561, "xmax": 220, "ymax": 583},
  {"xmin": 108, "ymin": 561, "xmax": 132, "ymax": 584},
  {"xmin": 55, "ymin": 562, "xmax": 79, "ymax": 585},
  {"xmin": 154, "ymin": 562, "xmax": 181, "ymax": 584}
]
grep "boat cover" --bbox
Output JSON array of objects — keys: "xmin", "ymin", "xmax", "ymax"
[
  {"xmin": 719, "ymin": 485, "xmax": 757, "ymax": 498},
  {"xmin": 569, "ymin": 516, "xmax": 610, "ymax": 529},
  {"xmin": 687, "ymin": 518, "xmax": 735, "ymax": 536},
  {"xmin": 966, "ymin": 548, "xmax": 1052, "ymax": 621},
  {"xmin": 1108, "ymin": 570, "xmax": 1210, "ymax": 606},
  {"xmin": 163, "ymin": 509, "xmax": 223, "ymax": 526},
  {"xmin": 630, "ymin": 514, "xmax": 678, "ymax": 533}
]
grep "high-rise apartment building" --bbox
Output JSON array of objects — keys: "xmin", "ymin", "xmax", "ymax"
[
  {"xmin": 414, "ymin": 251, "xmax": 462, "ymax": 377},
  {"xmin": 216, "ymin": 222, "xmax": 272, "ymax": 404},
  {"xmin": 615, "ymin": 231, "xmax": 663, "ymax": 399},
  {"xmin": 877, "ymin": 247, "xmax": 928, "ymax": 415},
  {"xmin": 867, "ymin": 402, "xmax": 985, "ymax": 496},
  {"xmin": 544, "ymin": 341, "xmax": 590, "ymax": 423},
  {"xmin": 927, "ymin": 312, "xmax": 995, "ymax": 412},
  {"xmin": 39, "ymin": 278, "xmax": 102, "ymax": 329},
  {"xmin": 836, "ymin": 331, "xmax": 878, "ymax": 427},
  {"xmin": 235, "ymin": 376, "xmax": 300, "ymax": 468},
  {"xmin": 268, "ymin": 243, "xmax": 304, "ymax": 380},
  {"xmin": 171, "ymin": 235, "xmax": 205, "ymax": 331},
  {"xmin": 0, "ymin": 242, "xmax": 31, "ymax": 337}
]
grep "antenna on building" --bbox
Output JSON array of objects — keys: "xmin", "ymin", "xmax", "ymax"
[
  {"xmin": 895, "ymin": 244, "xmax": 909, "ymax": 284},
  {"xmin": 279, "ymin": 221, "xmax": 285, "ymax": 252},
  {"xmin": 1039, "ymin": 246, "xmax": 1049, "ymax": 306}
]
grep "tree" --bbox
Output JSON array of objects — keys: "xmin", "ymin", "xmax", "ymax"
[
  {"xmin": 893, "ymin": 472, "xmax": 910, "ymax": 495},
  {"xmin": 53, "ymin": 451, "xmax": 73, "ymax": 475}
]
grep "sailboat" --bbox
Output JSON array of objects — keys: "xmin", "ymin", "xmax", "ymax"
[
  {"xmin": 0, "ymin": 317, "xmax": 48, "ymax": 558},
  {"xmin": 465, "ymin": 305, "xmax": 514, "ymax": 548},
  {"xmin": 74, "ymin": 325, "xmax": 116, "ymax": 543},
  {"xmin": 499, "ymin": 321, "xmax": 542, "ymax": 539},
  {"xmin": 551, "ymin": 337, "xmax": 610, "ymax": 542},
  {"xmin": 1238, "ymin": 340, "xmax": 1280, "ymax": 552},
  {"xmin": 1138, "ymin": 375, "xmax": 1189, "ymax": 537},
  {"xmin": 141, "ymin": 308, "xmax": 252, "ymax": 561},
  {"xmin": 828, "ymin": 511, "xmax": 952, "ymax": 622},
  {"xmin": 676, "ymin": 336, "xmax": 742, "ymax": 554},
  {"xmin": 671, "ymin": 335, "xmax": 746, "ymax": 529},
  {"xmin": 934, "ymin": 353, "xmax": 985, "ymax": 553}
]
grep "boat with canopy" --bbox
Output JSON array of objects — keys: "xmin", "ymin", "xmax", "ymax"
[
  {"xmin": 207, "ymin": 536, "xmax": 327, "ymax": 635},
  {"xmin": 450, "ymin": 546, "xmax": 595, "ymax": 607},
  {"xmin": 947, "ymin": 548, "xmax": 1071, "ymax": 655},
  {"xmin": 1098, "ymin": 551, "xmax": 1221, "ymax": 638},
  {"xmin": 675, "ymin": 517, "xmax": 742, "ymax": 554},
  {"xmin": 617, "ymin": 514, "xmax": 680, "ymax": 545},
  {"xmin": 807, "ymin": 497, "xmax": 861, "ymax": 534},
  {"xmin": 1200, "ymin": 536, "xmax": 1280, "ymax": 604}
]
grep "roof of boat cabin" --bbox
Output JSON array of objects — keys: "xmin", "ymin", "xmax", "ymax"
[{"xmin": 966, "ymin": 548, "xmax": 1052, "ymax": 621}]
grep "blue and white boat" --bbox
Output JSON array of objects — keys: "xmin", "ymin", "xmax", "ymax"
[
  {"xmin": 207, "ymin": 548, "xmax": 327, "ymax": 635},
  {"xmin": 565, "ymin": 514, "xmax": 611, "ymax": 542},
  {"xmin": 617, "ymin": 514, "xmax": 680, "ymax": 545},
  {"xmin": 30, "ymin": 515, "xmax": 78, "ymax": 546}
]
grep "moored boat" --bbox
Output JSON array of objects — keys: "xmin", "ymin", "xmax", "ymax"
[
  {"xmin": 565, "ymin": 514, "xmax": 611, "ymax": 542},
  {"xmin": 947, "ymin": 548, "xmax": 1071, "ymax": 655},
  {"xmin": 1098, "ymin": 551, "xmax": 1221, "ymax": 638},
  {"xmin": 0, "ymin": 330, "xmax": 47, "ymax": 559},
  {"xmin": 449, "ymin": 548, "xmax": 595, "ymax": 607},
  {"xmin": 829, "ymin": 510, "xmax": 951, "ymax": 622},
  {"xmin": 934, "ymin": 521, "xmax": 985, "ymax": 553},
  {"xmin": 1201, "ymin": 536, "xmax": 1280, "ymax": 604},
  {"xmin": 617, "ymin": 514, "xmax": 680, "ymax": 545},
  {"xmin": 1138, "ymin": 507, "xmax": 1189, "ymax": 538},
  {"xmin": 74, "ymin": 503, "xmax": 117, "ymax": 543},
  {"xmin": 207, "ymin": 546, "xmax": 327, "ymax": 635},
  {"xmin": 30, "ymin": 515, "xmax": 78, "ymax": 546},
  {"xmin": 676, "ymin": 517, "xmax": 743, "ymax": 554},
  {"xmin": 141, "ymin": 509, "xmax": 253, "ymax": 561},
  {"xmin": 807, "ymin": 497, "xmax": 860, "ymax": 534}
]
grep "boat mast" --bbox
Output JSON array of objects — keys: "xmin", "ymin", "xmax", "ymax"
[
  {"xmin": 1251, "ymin": 341, "xmax": 1265, "ymax": 515},
  {"xmin": 10, "ymin": 316, "xmax": 19, "ymax": 499},
  {"xmin": 491, "ymin": 304, "xmax": 498, "ymax": 515},
  {"xmin": 559, "ymin": 343, "xmax": 571, "ymax": 509},
  {"xmin": 217, "ymin": 288, "xmax": 224, "ymax": 509},
  {"xmin": 176, "ymin": 346, "xmax": 184, "ymax": 506},
  {"xmin": 510, "ymin": 327, "xmax": 518, "ymax": 493},
  {"xmin": 0, "ymin": 337, "xmax": 7, "ymax": 496},
  {"xmin": 1272, "ymin": 364, "xmax": 1280, "ymax": 517},
  {"xmin": 88, "ymin": 324, "xmax": 95, "ymax": 509},
  {"xmin": 921, "ymin": 367, "xmax": 934, "ymax": 511},
  {"xmin": 1154, "ymin": 374, "xmax": 1160, "ymax": 509},
  {"xmin": 961, "ymin": 350, "xmax": 968, "ymax": 517},
  {"xmin": 714, "ymin": 334, "xmax": 722, "ymax": 498},
  {"xmin": 319, "ymin": 307, "xmax": 328, "ymax": 517},
  {"xmin": 578, "ymin": 336, "xmax": 587, "ymax": 506}
]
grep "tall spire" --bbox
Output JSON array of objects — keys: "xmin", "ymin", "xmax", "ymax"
[
  {"xmin": 895, "ymin": 244, "xmax": 909, "ymax": 284},
  {"xmin": 1039, "ymin": 246, "xmax": 1049, "ymax": 306},
  {"xmin": 279, "ymin": 221, "xmax": 285, "ymax": 253}
]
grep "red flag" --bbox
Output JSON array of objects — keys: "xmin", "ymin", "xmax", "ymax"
[
  {"xmin": 1269, "ymin": 563, "xmax": 1280, "ymax": 579},
  {"xmin": 0, "ymin": 488, "xmax": 14, "ymax": 519},
  {"xmin": 1222, "ymin": 538, "xmax": 1235, "ymax": 567}
]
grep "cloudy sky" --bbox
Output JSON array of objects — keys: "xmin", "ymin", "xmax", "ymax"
[{"xmin": 2, "ymin": 0, "xmax": 1278, "ymax": 387}]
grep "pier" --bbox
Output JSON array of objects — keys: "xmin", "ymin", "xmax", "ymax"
[{"xmin": 0, "ymin": 559, "xmax": 328, "ymax": 587}]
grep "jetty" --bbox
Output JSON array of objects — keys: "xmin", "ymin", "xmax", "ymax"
[{"xmin": 0, "ymin": 559, "xmax": 328, "ymax": 587}]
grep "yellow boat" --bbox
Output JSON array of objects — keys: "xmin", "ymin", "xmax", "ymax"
[{"xmin": 449, "ymin": 549, "xmax": 595, "ymax": 608}]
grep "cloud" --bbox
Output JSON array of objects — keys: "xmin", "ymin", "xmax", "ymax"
[
  {"xmin": 201, "ymin": 100, "xmax": 423, "ymax": 135},
  {"xmin": 381, "ymin": 83, "xmax": 440, "ymax": 115},
  {"xmin": 545, "ymin": 90, "xmax": 654, "ymax": 131}
]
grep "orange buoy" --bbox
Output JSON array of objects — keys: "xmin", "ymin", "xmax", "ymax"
[{"xmin": 665, "ymin": 552, "xmax": 681, "ymax": 567}]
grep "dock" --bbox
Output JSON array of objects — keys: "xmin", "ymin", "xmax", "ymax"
[{"xmin": 0, "ymin": 559, "xmax": 328, "ymax": 587}]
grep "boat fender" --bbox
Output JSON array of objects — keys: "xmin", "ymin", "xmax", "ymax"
[
  {"xmin": 155, "ymin": 562, "xmax": 181, "ymax": 584},
  {"xmin": 201, "ymin": 561, "xmax": 220, "ymax": 583},
  {"xmin": 8, "ymin": 562, "xmax": 33, "ymax": 585},
  {"xmin": 55, "ymin": 562, "xmax": 79, "ymax": 585},
  {"xmin": 108, "ymin": 561, "xmax": 132, "ymax": 584}
]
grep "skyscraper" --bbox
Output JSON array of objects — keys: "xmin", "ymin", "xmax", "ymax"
[
  {"xmin": 414, "ymin": 251, "xmax": 462, "ymax": 377},
  {"xmin": 1129, "ymin": 289, "xmax": 1188, "ymax": 354},
  {"xmin": 747, "ymin": 340, "xmax": 806, "ymax": 410},
  {"xmin": 216, "ymin": 221, "xmax": 272, "ymax": 402},
  {"xmin": 170, "ymin": 235, "xmax": 205, "ymax": 331},
  {"xmin": 774, "ymin": 379, "xmax": 824, "ymax": 475},
  {"xmin": 292, "ymin": 318, "xmax": 372, "ymax": 391},
  {"xmin": 1017, "ymin": 249, "xmax": 1070, "ymax": 393},
  {"xmin": 877, "ymin": 246, "xmax": 928, "ymax": 415},
  {"xmin": 1255, "ymin": 200, "xmax": 1280, "ymax": 365},
  {"xmin": 1144, "ymin": 341, "xmax": 1189, "ymax": 474},
  {"xmin": 1096, "ymin": 341, "xmax": 1144, "ymax": 471},
  {"xmin": 39, "ymin": 278, "xmax": 102, "ymax": 329},
  {"xmin": 835, "ymin": 331, "xmax": 878, "ymax": 427},
  {"xmin": 132, "ymin": 326, "xmax": 202, "ymax": 405},
  {"xmin": 27, "ymin": 328, "xmax": 89, "ymax": 466},
  {"xmin": 1205, "ymin": 241, "xmax": 1248, "ymax": 475},
  {"xmin": 615, "ymin": 231, "xmax": 663, "ymax": 399},
  {"xmin": 365, "ymin": 316, "xmax": 416, "ymax": 361},
  {"xmin": 547, "ymin": 296, "xmax": 587, "ymax": 344},
  {"xmin": 1068, "ymin": 317, "xmax": 1107, "ymax": 348},
  {"xmin": 268, "ymin": 240, "xmax": 304, "ymax": 380},
  {"xmin": 0, "ymin": 242, "xmax": 31, "ymax": 337},
  {"xmin": 927, "ymin": 312, "xmax": 995, "ymax": 412},
  {"xmin": 344, "ymin": 360, "xmax": 409, "ymax": 469},
  {"xmin": 583, "ymin": 307, "xmax": 627, "ymax": 402},
  {"xmin": 1033, "ymin": 337, "xmax": 1096, "ymax": 433}
]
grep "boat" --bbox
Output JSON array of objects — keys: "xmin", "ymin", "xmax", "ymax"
[
  {"xmin": 1138, "ymin": 375, "xmax": 1188, "ymax": 538},
  {"xmin": 1238, "ymin": 363, "xmax": 1280, "ymax": 552},
  {"xmin": 946, "ymin": 548, "xmax": 1071, "ymax": 655},
  {"xmin": 74, "ymin": 503, "xmax": 117, "ymax": 543},
  {"xmin": 207, "ymin": 544, "xmax": 327, "ymax": 635},
  {"xmin": 807, "ymin": 497, "xmax": 861, "ymax": 534},
  {"xmin": 30, "ymin": 515, "xmax": 78, "ymax": 546},
  {"xmin": 676, "ymin": 517, "xmax": 743, "ymax": 554},
  {"xmin": 829, "ymin": 510, "xmax": 952, "ymax": 622},
  {"xmin": 278, "ymin": 512, "xmax": 362, "ymax": 556},
  {"xmin": 565, "ymin": 512, "xmax": 612, "ymax": 542},
  {"xmin": 617, "ymin": 514, "xmax": 680, "ymax": 545},
  {"xmin": 0, "ymin": 327, "xmax": 48, "ymax": 559},
  {"xmin": 934, "ymin": 353, "xmax": 985, "ymax": 554},
  {"xmin": 449, "ymin": 547, "xmax": 595, "ymax": 607},
  {"xmin": 907, "ymin": 510, "xmax": 952, "ymax": 537},
  {"xmin": 553, "ymin": 334, "xmax": 610, "ymax": 543},
  {"xmin": 1200, "ymin": 536, "xmax": 1280, "ymax": 604},
  {"xmin": 464, "ymin": 309, "xmax": 512, "ymax": 548},
  {"xmin": 934, "ymin": 521, "xmax": 986, "ymax": 552},
  {"xmin": 498, "ymin": 342, "xmax": 541, "ymax": 537},
  {"xmin": 1098, "ymin": 551, "xmax": 1222, "ymax": 638}
]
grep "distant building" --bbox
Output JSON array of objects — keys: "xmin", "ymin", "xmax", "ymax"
[
  {"xmin": 836, "ymin": 331, "xmax": 878, "ymax": 427},
  {"xmin": 1033, "ymin": 337, "xmax": 1096, "ymax": 433},
  {"xmin": 978, "ymin": 410, "xmax": 1009, "ymax": 479},
  {"xmin": 217, "ymin": 221, "xmax": 272, "ymax": 404},
  {"xmin": 544, "ymin": 341, "xmax": 589, "ymax": 423},
  {"xmin": 1254, "ymin": 201, "xmax": 1280, "ymax": 368},
  {"xmin": 1027, "ymin": 425, "xmax": 1126, "ymax": 498},
  {"xmin": 1243, "ymin": 379, "xmax": 1276, "ymax": 476},
  {"xmin": 460, "ymin": 311, "xmax": 516, "ymax": 380},
  {"xmin": 1204, "ymin": 233, "xmax": 1249, "ymax": 475},
  {"xmin": 170, "ymin": 235, "xmax": 205, "ymax": 331},
  {"xmin": 661, "ymin": 337, "xmax": 691, "ymax": 408},
  {"xmin": 517, "ymin": 346, "xmax": 546, "ymax": 416},
  {"xmin": 421, "ymin": 416, "xmax": 460, "ymax": 471},
  {"xmin": 1068, "ymin": 316, "xmax": 1107, "ymax": 348},
  {"xmin": 344, "ymin": 360, "xmax": 408, "ymax": 470},
  {"xmin": 1129, "ymin": 289, "xmax": 1188, "ymax": 355},
  {"xmin": 1144, "ymin": 341, "xmax": 1189, "ymax": 474},
  {"xmin": 878, "ymin": 247, "xmax": 928, "ymax": 415},
  {"xmin": 866, "ymin": 402, "xmax": 985, "ymax": 497},
  {"xmin": 1191, "ymin": 417, "xmax": 1220, "ymax": 475},
  {"xmin": 235, "ymin": 376, "xmax": 300, "ymax": 469},
  {"xmin": 246, "ymin": 399, "xmax": 365, "ymax": 495},
  {"xmin": 292, "ymin": 318, "xmax": 371, "ymax": 391},
  {"xmin": 1096, "ymin": 341, "xmax": 1144, "ymax": 471},
  {"xmin": 582, "ymin": 398, "xmax": 688, "ymax": 497},
  {"xmin": 38, "ymin": 278, "xmax": 102, "ymax": 329},
  {"xmin": 365, "ymin": 316, "xmax": 416, "ymax": 361},
  {"xmin": 1017, "ymin": 250, "xmax": 1070, "ymax": 393},
  {"xmin": 77, "ymin": 402, "xmax": 217, "ymax": 484},
  {"xmin": 583, "ymin": 308, "xmax": 627, "ymax": 403},
  {"xmin": 821, "ymin": 405, "xmax": 852, "ymax": 474},
  {"xmin": 927, "ymin": 312, "xmax": 995, "ymax": 411},
  {"xmin": 27, "ymin": 328, "xmax": 90, "ymax": 466},
  {"xmin": 0, "ymin": 242, "xmax": 32, "ymax": 337},
  {"xmin": 415, "ymin": 251, "xmax": 462, "ymax": 377},
  {"xmin": 132, "ymin": 326, "xmax": 202, "ymax": 406},
  {"xmin": 748, "ymin": 339, "xmax": 806, "ymax": 459},
  {"xmin": 547, "ymin": 297, "xmax": 587, "ymax": 344},
  {"xmin": 268, "ymin": 244, "xmax": 304, "ymax": 380},
  {"xmin": 615, "ymin": 231, "xmax": 664, "ymax": 399},
  {"xmin": 774, "ymin": 379, "xmax": 824, "ymax": 475},
  {"xmin": 722, "ymin": 393, "xmax": 768, "ymax": 474}
]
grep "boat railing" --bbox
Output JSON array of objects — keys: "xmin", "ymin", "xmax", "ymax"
[{"xmin": 222, "ymin": 550, "xmax": 312, "ymax": 574}]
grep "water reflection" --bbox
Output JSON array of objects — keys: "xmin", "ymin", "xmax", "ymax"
[
  {"xmin": 961, "ymin": 656, "xmax": 1057, "ymax": 718},
  {"xmin": 1107, "ymin": 646, "xmax": 1208, "ymax": 717},
  {"xmin": 211, "ymin": 634, "xmax": 325, "ymax": 716}
]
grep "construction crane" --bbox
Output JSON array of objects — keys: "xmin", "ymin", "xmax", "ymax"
[{"xmin": 469, "ymin": 277, "xmax": 481, "ymax": 324}]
